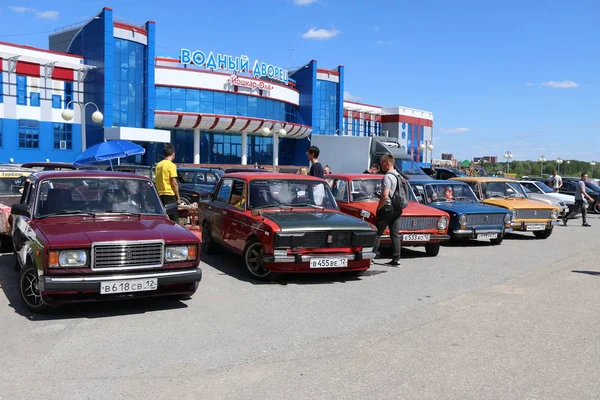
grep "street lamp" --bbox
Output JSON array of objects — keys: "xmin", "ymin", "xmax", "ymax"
[
  {"xmin": 591, "ymin": 161, "xmax": 596, "ymax": 179},
  {"xmin": 556, "ymin": 157, "xmax": 563, "ymax": 175},
  {"xmin": 61, "ymin": 101, "xmax": 104, "ymax": 152},
  {"xmin": 565, "ymin": 160, "xmax": 570, "ymax": 176},
  {"xmin": 538, "ymin": 155, "xmax": 546, "ymax": 177},
  {"xmin": 261, "ymin": 122, "xmax": 287, "ymax": 172},
  {"xmin": 419, "ymin": 141, "xmax": 434, "ymax": 164},
  {"xmin": 503, "ymin": 151, "xmax": 514, "ymax": 173}
]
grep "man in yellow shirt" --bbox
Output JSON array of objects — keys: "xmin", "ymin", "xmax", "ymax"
[{"xmin": 154, "ymin": 144, "xmax": 181, "ymax": 222}]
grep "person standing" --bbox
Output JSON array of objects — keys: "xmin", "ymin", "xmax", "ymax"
[
  {"xmin": 550, "ymin": 170, "xmax": 563, "ymax": 193},
  {"xmin": 155, "ymin": 144, "xmax": 181, "ymax": 222},
  {"xmin": 306, "ymin": 146, "xmax": 324, "ymax": 179},
  {"xmin": 372, "ymin": 154, "xmax": 407, "ymax": 266},
  {"xmin": 563, "ymin": 172, "xmax": 593, "ymax": 227}
]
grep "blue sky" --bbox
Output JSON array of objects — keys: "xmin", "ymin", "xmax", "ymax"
[{"xmin": 1, "ymin": 0, "xmax": 599, "ymax": 162}]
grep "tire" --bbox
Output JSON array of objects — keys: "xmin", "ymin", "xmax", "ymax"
[
  {"xmin": 490, "ymin": 236, "xmax": 503, "ymax": 245},
  {"xmin": 243, "ymin": 240, "xmax": 272, "ymax": 280},
  {"xmin": 13, "ymin": 251, "xmax": 21, "ymax": 272},
  {"xmin": 201, "ymin": 221, "xmax": 218, "ymax": 255},
  {"xmin": 180, "ymin": 197, "xmax": 191, "ymax": 206},
  {"xmin": 533, "ymin": 228, "xmax": 553, "ymax": 239},
  {"xmin": 19, "ymin": 264, "xmax": 50, "ymax": 313},
  {"xmin": 594, "ymin": 201, "xmax": 600, "ymax": 214},
  {"xmin": 425, "ymin": 242, "xmax": 441, "ymax": 257}
]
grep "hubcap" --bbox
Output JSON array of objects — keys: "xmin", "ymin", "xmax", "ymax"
[
  {"xmin": 246, "ymin": 243, "xmax": 269, "ymax": 277},
  {"xmin": 21, "ymin": 269, "xmax": 43, "ymax": 308}
]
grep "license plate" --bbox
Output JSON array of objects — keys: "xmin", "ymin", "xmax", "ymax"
[
  {"xmin": 526, "ymin": 224, "xmax": 546, "ymax": 231},
  {"xmin": 309, "ymin": 257, "xmax": 348, "ymax": 269},
  {"xmin": 477, "ymin": 233, "xmax": 498, "ymax": 240},
  {"xmin": 402, "ymin": 234, "xmax": 430, "ymax": 242},
  {"xmin": 100, "ymin": 278, "xmax": 158, "ymax": 295}
]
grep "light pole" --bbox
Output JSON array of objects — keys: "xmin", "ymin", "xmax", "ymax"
[
  {"xmin": 419, "ymin": 141, "xmax": 434, "ymax": 164},
  {"xmin": 261, "ymin": 122, "xmax": 287, "ymax": 172},
  {"xmin": 591, "ymin": 161, "xmax": 596, "ymax": 179},
  {"xmin": 565, "ymin": 160, "xmax": 570, "ymax": 176},
  {"xmin": 538, "ymin": 155, "xmax": 546, "ymax": 177},
  {"xmin": 503, "ymin": 151, "xmax": 514, "ymax": 173},
  {"xmin": 556, "ymin": 157, "xmax": 563, "ymax": 175},
  {"xmin": 61, "ymin": 101, "xmax": 104, "ymax": 152}
]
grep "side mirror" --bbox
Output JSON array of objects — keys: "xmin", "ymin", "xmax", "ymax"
[{"xmin": 11, "ymin": 203, "xmax": 31, "ymax": 218}]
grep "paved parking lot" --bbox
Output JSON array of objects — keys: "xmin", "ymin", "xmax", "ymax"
[{"xmin": 1, "ymin": 217, "xmax": 600, "ymax": 399}]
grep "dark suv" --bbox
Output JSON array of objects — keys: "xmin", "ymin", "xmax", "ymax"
[
  {"xmin": 177, "ymin": 167, "xmax": 225, "ymax": 204},
  {"xmin": 560, "ymin": 178, "xmax": 600, "ymax": 213}
]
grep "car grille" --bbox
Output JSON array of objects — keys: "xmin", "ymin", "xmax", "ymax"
[
  {"xmin": 303, "ymin": 231, "xmax": 353, "ymax": 248},
  {"xmin": 92, "ymin": 242, "xmax": 164, "ymax": 269},
  {"xmin": 468, "ymin": 214, "xmax": 505, "ymax": 226},
  {"xmin": 399, "ymin": 217, "xmax": 438, "ymax": 231},
  {"xmin": 514, "ymin": 209, "xmax": 552, "ymax": 220}
]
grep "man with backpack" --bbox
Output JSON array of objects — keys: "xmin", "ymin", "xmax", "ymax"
[{"xmin": 372, "ymin": 154, "xmax": 409, "ymax": 266}]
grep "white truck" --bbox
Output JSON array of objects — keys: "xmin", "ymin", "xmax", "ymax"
[{"xmin": 310, "ymin": 135, "xmax": 432, "ymax": 180}]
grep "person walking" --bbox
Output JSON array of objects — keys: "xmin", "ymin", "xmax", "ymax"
[
  {"xmin": 563, "ymin": 172, "xmax": 593, "ymax": 227},
  {"xmin": 155, "ymin": 144, "xmax": 181, "ymax": 222},
  {"xmin": 306, "ymin": 146, "xmax": 324, "ymax": 179},
  {"xmin": 550, "ymin": 170, "xmax": 563, "ymax": 193},
  {"xmin": 372, "ymin": 154, "xmax": 409, "ymax": 266}
]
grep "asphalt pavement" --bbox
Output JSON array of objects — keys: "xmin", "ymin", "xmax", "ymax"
[{"xmin": 1, "ymin": 217, "xmax": 599, "ymax": 399}]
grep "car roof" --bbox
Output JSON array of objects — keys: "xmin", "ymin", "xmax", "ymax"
[
  {"xmin": 178, "ymin": 167, "xmax": 223, "ymax": 173},
  {"xmin": 113, "ymin": 164, "xmax": 152, "ymax": 170},
  {"xmin": 328, "ymin": 173, "xmax": 383, "ymax": 180},
  {"xmin": 224, "ymin": 168, "xmax": 270, "ymax": 173},
  {"xmin": 451, "ymin": 177, "xmax": 515, "ymax": 183},
  {"xmin": 223, "ymin": 172, "xmax": 325, "ymax": 181},
  {"xmin": 410, "ymin": 179, "xmax": 469, "ymax": 185},
  {"xmin": 20, "ymin": 162, "xmax": 100, "ymax": 170},
  {"xmin": 30, "ymin": 170, "xmax": 150, "ymax": 180}
]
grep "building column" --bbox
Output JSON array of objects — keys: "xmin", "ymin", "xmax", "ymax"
[
  {"xmin": 272, "ymin": 135, "xmax": 279, "ymax": 171},
  {"xmin": 241, "ymin": 132, "xmax": 248, "ymax": 165},
  {"xmin": 193, "ymin": 128, "xmax": 200, "ymax": 164}
]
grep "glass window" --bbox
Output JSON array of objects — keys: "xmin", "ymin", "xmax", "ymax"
[
  {"xmin": 64, "ymin": 81, "xmax": 73, "ymax": 109},
  {"xmin": 214, "ymin": 92, "xmax": 225, "ymax": 114},
  {"xmin": 112, "ymin": 38, "xmax": 145, "ymax": 127},
  {"xmin": 0, "ymin": 70, "xmax": 3, "ymax": 103},
  {"xmin": 0, "ymin": 119, "xmax": 2, "ymax": 147},
  {"xmin": 186, "ymin": 89, "xmax": 200, "ymax": 112},
  {"xmin": 237, "ymin": 95, "xmax": 248, "ymax": 116},
  {"xmin": 156, "ymin": 86, "xmax": 171, "ymax": 99},
  {"xmin": 30, "ymin": 92, "xmax": 40, "ymax": 107},
  {"xmin": 333, "ymin": 179, "xmax": 348, "ymax": 202},
  {"xmin": 247, "ymin": 96, "xmax": 258, "ymax": 117},
  {"xmin": 248, "ymin": 179, "xmax": 338, "ymax": 209},
  {"xmin": 225, "ymin": 93, "xmax": 237, "ymax": 115},
  {"xmin": 229, "ymin": 179, "xmax": 246, "ymax": 209},
  {"xmin": 52, "ymin": 94, "xmax": 62, "ymax": 109},
  {"xmin": 18, "ymin": 119, "xmax": 39, "ymax": 149},
  {"xmin": 53, "ymin": 123, "xmax": 73, "ymax": 150},
  {"xmin": 216, "ymin": 179, "xmax": 233, "ymax": 203},
  {"xmin": 16, "ymin": 75, "xmax": 27, "ymax": 105}
]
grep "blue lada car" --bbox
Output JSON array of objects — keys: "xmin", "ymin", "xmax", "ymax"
[{"xmin": 410, "ymin": 180, "xmax": 513, "ymax": 245}]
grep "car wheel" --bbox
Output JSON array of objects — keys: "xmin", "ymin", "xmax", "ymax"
[
  {"xmin": 180, "ymin": 197, "xmax": 191, "ymax": 206},
  {"xmin": 201, "ymin": 222, "xmax": 218, "ymax": 255},
  {"xmin": 20, "ymin": 264, "xmax": 50, "ymax": 313},
  {"xmin": 594, "ymin": 201, "xmax": 600, "ymax": 214},
  {"xmin": 533, "ymin": 228, "xmax": 553, "ymax": 239},
  {"xmin": 490, "ymin": 236, "xmax": 503, "ymax": 245},
  {"xmin": 425, "ymin": 242, "xmax": 441, "ymax": 257},
  {"xmin": 243, "ymin": 240, "xmax": 272, "ymax": 280}
]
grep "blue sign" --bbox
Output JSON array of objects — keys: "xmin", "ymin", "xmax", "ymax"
[{"xmin": 180, "ymin": 49, "xmax": 291, "ymax": 85}]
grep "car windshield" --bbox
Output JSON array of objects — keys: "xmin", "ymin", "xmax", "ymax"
[
  {"xmin": 248, "ymin": 179, "xmax": 338, "ymax": 210},
  {"xmin": 0, "ymin": 171, "xmax": 30, "ymax": 196},
  {"xmin": 34, "ymin": 178, "xmax": 165, "ymax": 218},
  {"xmin": 396, "ymin": 159, "xmax": 429, "ymax": 176},
  {"xmin": 423, "ymin": 183, "xmax": 478, "ymax": 203},
  {"xmin": 481, "ymin": 181, "xmax": 527, "ymax": 199},
  {"xmin": 349, "ymin": 178, "xmax": 417, "ymax": 202},
  {"xmin": 533, "ymin": 182, "xmax": 554, "ymax": 193}
]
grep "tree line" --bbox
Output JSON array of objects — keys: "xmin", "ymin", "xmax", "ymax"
[{"xmin": 475, "ymin": 160, "xmax": 598, "ymax": 179}]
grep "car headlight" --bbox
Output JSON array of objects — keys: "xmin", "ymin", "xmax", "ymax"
[
  {"xmin": 504, "ymin": 213, "xmax": 512, "ymax": 224},
  {"xmin": 165, "ymin": 245, "xmax": 198, "ymax": 262},
  {"xmin": 50, "ymin": 250, "xmax": 88, "ymax": 268},
  {"xmin": 437, "ymin": 216, "xmax": 449, "ymax": 230},
  {"xmin": 551, "ymin": 210, "xmax": 558, "ymax": 220},
  {"xmin": 458, "ymin": 214, "xmax": 468, "ymax": 225}
]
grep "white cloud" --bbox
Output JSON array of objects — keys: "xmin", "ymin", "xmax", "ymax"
[
  {"xmin": 376, "ymin": 40, "xmax": 394, "ymax": 45},
  {"xmin": 294, "ymin": 0, "xmax": 317, "ymax": 4},
  {"xmin": 301, "ymin": 27, "xmax": 340, "ymax": 40},
  {"xmin": 344, "ymin": 91, "xmax": 360, "ymax": 102},
  {"xmin": 439, "ymin": 127, "xmax": 471, "ymax": 134},
  {"xmin": 9, "ymin": 5, "xmax": 59, "ymax": 19},
  {"xmin": 541, "ymin": 80, "xmax": 578, "ymax": 89}
]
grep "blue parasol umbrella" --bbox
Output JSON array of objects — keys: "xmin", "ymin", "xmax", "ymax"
[{"xmin": 74, "ymin": 140, "xmax": 145, "ymax": 167}]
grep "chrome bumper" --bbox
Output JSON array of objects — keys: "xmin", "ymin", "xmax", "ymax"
[
  {"xmin": 453, "ymin": 228, "xmax": 511, "ymax": 238},
  {"xmin": 263, "ymin": 252, "xmax": 376, "ymax": 263},
  {"xmin": 511, "ymin": 221, "xmax": 558, "ymax": 229},
  {"xmin": 381, "ymin": 234, "xmax": 450, "ymax": 241}
]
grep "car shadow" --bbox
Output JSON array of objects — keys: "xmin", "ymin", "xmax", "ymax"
[
  {"xmin": 571, "ymin": 270, "xmax": 600, "ymax": 277},
  {"xmin": 0, "ymin": 254, "xmax": 188, "ymax": 322},
  {"xmin": 442, "ymin": 239, "xmax": 498, "ymax": 248},
  {"xmin": 201, "ymin": 251, "xmax": 387, "ymax": 285},
  {"xmin": 503, "ymin": 232, "xmax": 539, "ymax": 241}
]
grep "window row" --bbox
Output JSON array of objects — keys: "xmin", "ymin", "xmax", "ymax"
[
  {"xmin": 12, "ymin": 120, "xmax": 74, "ymax": 150},
  {"xmin": 313, "ymin": 80, "xmax": 339, "ymax": 135},
  {"xmin": 155, "ymin": 86, "xmax": 298, "ymax": 123},
  {"xmin": 343, "ymin": 118, "xmax": 383, "ymax": 137},
  {"xmin": 113, "ymin": 39, "xmax": 145, "ymax": 128},
  {"xmin": 13, "ymin": 75, "xmax": 74, "ymax": 109}
]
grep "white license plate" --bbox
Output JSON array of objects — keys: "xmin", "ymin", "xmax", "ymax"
[
  {"xmin": 526, "ymin": 224, "xmax": 546, "ymax": 231},
  {"xmin": 402, "ymin": 234, "xmax": 430, "ymax": 242},
  {"xmin": 477, "ymin": 233, "xmax": 498, "ymax": 240},
  {"xmin": 309, "ymin": 257, "xmax": 348, "ymax": 269},
  {"xmin": 100, "ymin": 278, "xmax": 158, "ymax": 295}
]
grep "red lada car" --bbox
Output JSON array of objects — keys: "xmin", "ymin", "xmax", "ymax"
[
  {"xmin": 11, "ymin": 171, "xmax": 202, "ymax": 313},
  {"xmin": 327, "ymin": 174, "xmax": 450, "ymax": 256},
  {"xmin": 199, "ymin": 173, "xmax": 377, "ymax": 280}
]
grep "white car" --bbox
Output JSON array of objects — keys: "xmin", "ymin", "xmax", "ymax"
[{"xmin": 519, "ymin": 180, "xmax": 574, "ymax": 216}]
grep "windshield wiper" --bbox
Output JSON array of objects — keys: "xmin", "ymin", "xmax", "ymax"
[
  {"xmin": 292, "ymin": 203, "xmax": 324, "ymax": 210},
  {"xmin": 38, "ymin": 210, "xmax": 96, "ymax": 219},
  {"xmin": 251, "ymin": 204, "xmax": 292, "ymax": 210},
  {"xmin": 102, "ymin": 209, "xmax": 141, "ymax": 217}
]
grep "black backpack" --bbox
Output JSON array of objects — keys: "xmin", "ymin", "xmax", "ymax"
[{"xmin": 388, "ymin": 172, "xmax": 409, "ymax": 210}]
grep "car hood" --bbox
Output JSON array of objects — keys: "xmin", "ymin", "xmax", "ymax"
[
  {"xmin": 261, "ymin": 211, "xmax": 374, "ymax": 232},
  {"xmin": 482, "ymin": 197, "xmax": 559, "ymax": 210},
  {"xmin": 526, "ymin": 193, "xmax": 562, "ymax": 206},
  {"xmin": 348, "ymin": 201, "xmax": 447, "ymax": 217},
  {"xmin": 545, "ymin": 192, "xmax": 575, "ymax": 203},
  {"xmin": 36, "ymin": 217, "xmax": 197, "ymax": 248},
  {"xmin": 427, "ymin": 201, "xmax": 508, "ymax": 215}
]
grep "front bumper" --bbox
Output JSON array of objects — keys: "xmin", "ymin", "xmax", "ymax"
[
  {"xmin": 452, "ymin": 227, "xmax": 512, "ymax": 239},
  {"xmin": 511, "ymin": 220, "xmax": 558, "ymax": 231},
  {"xmin": 381, "ymin": 234, "xmax": 450, "ymax": 245},
  {"xmin": 263, "ymin": 252, "xmax": 376, "ymax": 263},
  {"xmin": 41, "ymin": 268, "xmax": 202, "ymax": 293}
]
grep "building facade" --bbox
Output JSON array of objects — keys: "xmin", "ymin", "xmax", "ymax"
[{"xmin": 0, "ymin": 6, "xmax": 434, "ymax": 166}]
